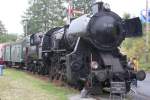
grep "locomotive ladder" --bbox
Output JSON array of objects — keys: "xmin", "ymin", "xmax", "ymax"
[{"xmin": 109, "ymin": 81, "xmax": 126, "ymax": 100}]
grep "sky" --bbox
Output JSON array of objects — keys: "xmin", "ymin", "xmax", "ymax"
[
  {"xmin": 0, "ymin": 0, "xmax": 149, "ymax": 35},
  {"xmin": 0, "ymin": 0, "xmax": 28, "ymax": 35}
]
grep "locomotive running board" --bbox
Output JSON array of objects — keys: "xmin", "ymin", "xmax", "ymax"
[{"xmin": 42, "ymin": 49, "xmax": 66, "ymax": 53}]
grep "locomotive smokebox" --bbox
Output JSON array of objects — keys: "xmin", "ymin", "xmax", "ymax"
[
  {"xmin": 87, "ymin": 10, "xmax": 124, "ymax": 50},
  {"xmin": 88, "ymin": 14, "xmax": 119, "ymax": 46}
]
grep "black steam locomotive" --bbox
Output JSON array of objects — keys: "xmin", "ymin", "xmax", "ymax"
[
  {"xmin": 42, "ymin": 1, "xmax": 145, "ymax": 94},
  {"xmin": 2, "ymin": 1, "xmax": 145, "ymax": 95}
]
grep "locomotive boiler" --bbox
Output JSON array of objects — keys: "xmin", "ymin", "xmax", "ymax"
[{"xmin": 42, "ymin": 1, "xmax": 146, "ymax": 94}]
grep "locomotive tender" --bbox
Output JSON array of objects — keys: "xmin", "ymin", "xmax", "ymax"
[{"xmin": 42, "ymin": 1, "xmax": 146, "ymax": 94}]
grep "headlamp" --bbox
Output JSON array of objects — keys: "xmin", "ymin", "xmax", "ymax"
[{"xmin": 91, "ymin": 61, "xmax": 98, "ymax": 69}]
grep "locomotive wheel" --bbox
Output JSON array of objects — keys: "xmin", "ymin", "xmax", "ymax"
[
  {"xmin": 48, "ymin": 66, "xmax": 53, "ymax": 81},
  {"xmin": 48, "ymin": 56, "xmax": 66, "ymax": 86},
  {"xmin": 49, "ymin": 63, "xmax": 55, "ymax": 81},
  {"xmin": 40, "ymin": 65, "xmax": 46, "ymax": 75},
  {"xmin": 52, "ymin": 65, "xmax": 66, "ymax": 86},
  {"xmin": 32, "ymin": 64, "xmax": 36, "ymax": 74},
  {"xmin": 37, "ymin": 64, "xmax": 41, "ymax": 74},
  {"xmin": 28, "ymin": 63, "xmax": 32, "ymax": 72}
]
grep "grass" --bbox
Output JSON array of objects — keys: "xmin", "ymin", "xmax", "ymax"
[
  {"xmin": 140, "ymin": 63, "xmax": 150, "ymax": 71},
  {"xmin": 0, "ymin": 68, "xmax": 76, "ymax": 100}
]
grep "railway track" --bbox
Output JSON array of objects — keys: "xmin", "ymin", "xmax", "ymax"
[
  {"xmin": 14, "ymin": 68, "xmax": 150, "ymax": 100},
  {"xmin": 69, "ymin": 87, "xmax": 149, "ymax": 100}
]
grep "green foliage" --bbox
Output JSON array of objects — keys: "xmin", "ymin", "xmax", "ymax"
[
  {"xmin": 0, "ymin": 20, "xmax": 7, "ymax": 35},
  {"xmin": 122, "ymin": 37, "xmax": 145, "ymax": 57},
  {"xmin": 0, "ymin": 20, "xmax": 14, "ymax": 43},
  {"xmin": 22, "ymin": 0, "xmax": 66, "ymax": 35},
  {"xmin": 22, "ymin": 0, "xmax": 92, "ymax": 35},
  {"xmin": 123, "ymin": 13, "xmax": 131, "ymax": 19},
  {"xmin": 0, "ymin": 34, "xmax": 17, "ymax": 43},
  {"xmin": 121, "ymin": 31, "xmax": 150, "ymax": 70},
  {"xmin": 73, "ymin": 0, "xmax": 91, "ymax": 15}
]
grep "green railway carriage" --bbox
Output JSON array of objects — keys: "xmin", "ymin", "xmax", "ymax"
[
  {"xmin": 0, "ymin": 43, "xmax": 6, "ymax": 60},
  {"xmin": 3, "ymin": 33, "xmax": 45, "ymax": 73},
  {"xmin": 3, "ymin": 41, "xmax": 24, "ymax": 67},
  {"xmin": 10, "ymin": 41, "xmax": 24, "ymax": 65},
  {"xmin": 4, "ymin": 43, "xmax": 11, "ymax": 66}
]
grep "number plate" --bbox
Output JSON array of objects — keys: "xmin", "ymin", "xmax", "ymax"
[{"xmin": 111, "ymin": 82, "xmax": 126, "ymax": 94}]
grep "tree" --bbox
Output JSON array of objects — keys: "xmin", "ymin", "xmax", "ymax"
[
  {"xmin": 22, "ymin": 0, "xmax": 66, "ymax": 35},
  {"xmin": 0, "ymin": 34, "xmax": 17, "ymax": 43},
  {"xmin": 0, "ymin": 20, "xmax": 16, "ymax": 43},
  {"xmin": 22, "ymin": 0, "xmax": 92, "ymax": 35},
  {"xmin": 0, "ymin": 20, "xmax": 7, "ymax": 35},
  {"xmin": 123, "ymin": 13, "xmax": 131, "ymax": 19},
  {"xmin": 72, "ymin": 0, "xmax": 91, "ymax": 17}
]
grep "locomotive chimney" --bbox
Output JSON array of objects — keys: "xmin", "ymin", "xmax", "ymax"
[
  {"xmin": 92, "ymin": 0, "xmax": 104, "ymax": 14},
  {"xmin": 91, "ymin": 0, "xmax": 110, "ymax": 14}
]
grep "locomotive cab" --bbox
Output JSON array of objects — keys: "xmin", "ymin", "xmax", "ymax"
[{"xmin": 30, "ymin": 32, "xmax": 43, "ymax": 46}]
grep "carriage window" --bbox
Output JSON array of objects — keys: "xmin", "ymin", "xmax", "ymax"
[
  {"xmin": 30, "ymin": 38, "xmax": 34, "ymax": 45},
  {"xmin": 30, "ymin": 34, "xmax": 35, "ymax": 45}
]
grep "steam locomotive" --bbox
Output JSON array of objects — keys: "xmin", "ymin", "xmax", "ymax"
[
  {"xmin": 42, "ymin": 1, "xmax": 146, "ymax": 94},
  {"xmin": 0, "ymin": 1, "xmax": 145, "ymax": 95}
]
